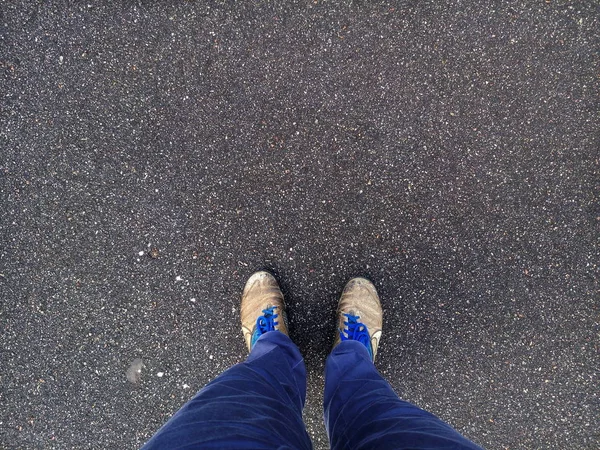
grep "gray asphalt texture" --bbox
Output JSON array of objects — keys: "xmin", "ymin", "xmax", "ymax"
[{"xmin": 1, "ymin": 1, "xmax": 598, "ymax": 449}]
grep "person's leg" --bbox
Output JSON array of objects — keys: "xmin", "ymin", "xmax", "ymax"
[
  {"xmin": 143, "ymin": 271, "xmax": 312, "ymax": 449},
  {"xmin": 324, "ymin": 340, "xmax": 483, "ymax": 450},
  {"xmin": 324, "ymin": 278, "xmax": 483, "ymax": 450},
  {"xmin": 143, "ymin": 331, "xmax": 311, "ymax": 449}
]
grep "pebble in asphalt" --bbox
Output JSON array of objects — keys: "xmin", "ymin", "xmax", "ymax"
[{"xmin": 1, "ymin": 2, "xmax": 598, "ymax": 449}]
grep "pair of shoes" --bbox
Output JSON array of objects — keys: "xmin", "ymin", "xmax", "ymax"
[{"xmin": 240, "ymin": 271, "xmax": 383, "ymax": 361}]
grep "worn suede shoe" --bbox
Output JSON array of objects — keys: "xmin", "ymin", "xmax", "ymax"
[
  {"xmin": 333, "ymin": 277, "xmax": 383, "ymax": 361},
  {"xmin": 241, "ymin": 271, "xmax": 288, "ymax": 352}
]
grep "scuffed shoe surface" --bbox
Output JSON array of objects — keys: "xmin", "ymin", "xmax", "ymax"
[
  {"xmin": 334, "ymin": 277, "xmax": 383, "ymax": 361},
  {"xmin": 241, "ymin": 271, "xmax": 288, "ymax": 351}
]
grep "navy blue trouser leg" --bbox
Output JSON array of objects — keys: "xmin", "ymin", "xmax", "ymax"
[
  {"xmin": 144, "ymin": 334, "xmax": 482, "ymax": 449},
  {"xmin": 142, "ymin": 331, "xmax": 312, "ymax": 450},
  {"xmin": 324, "ymin": 340, "xmax": 483, "ymax": 450}
]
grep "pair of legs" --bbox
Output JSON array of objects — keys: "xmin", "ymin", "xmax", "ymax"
[{"xmin": 143, "ymin": 273, "xmax": 482, "ymax": 449}]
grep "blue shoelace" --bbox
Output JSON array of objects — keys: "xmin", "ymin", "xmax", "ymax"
[
  {"xmin": 339, "ymin": 313, "xmax": 373, "ymax": 360},
  {"xmin": 251, "ymin": 306, "xmax": 279, "ymax": 348}
]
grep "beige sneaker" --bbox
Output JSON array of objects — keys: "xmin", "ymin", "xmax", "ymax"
[
  {"xmin": 240, "ymin": 271, "xmax": 288, "ymax": 352},
  {"xmin": 333, "ymin": 277, "xmax": 383, "ymax": 361}
]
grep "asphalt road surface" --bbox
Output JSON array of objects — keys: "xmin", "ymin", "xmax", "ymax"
[{"xmin": 1, "ymin": 2, "xmax": 598, "ymax": 449}]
